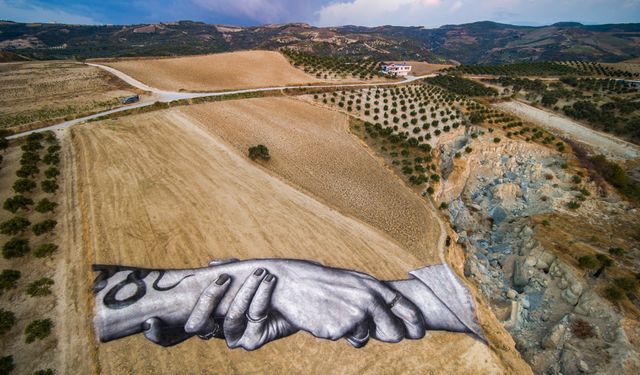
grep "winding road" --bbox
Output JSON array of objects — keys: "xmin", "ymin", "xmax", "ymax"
[{"xmin": 8, "ymin": 63, "xmax": 435, "ymax": 139}]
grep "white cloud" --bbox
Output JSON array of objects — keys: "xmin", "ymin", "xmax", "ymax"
[{"xmin": 0, "ymin": 0, "xmax": 99, "ymax": 24}]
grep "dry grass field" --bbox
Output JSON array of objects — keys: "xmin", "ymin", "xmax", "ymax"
[
  {"xmin": 0, "ymin": 61, "xmax": 136, "ymax": 132},
  {"xmin": 101, "ymin": 51, "xmax": 324, "ymax": 92},
  {"xmin": 54, "ymin": 99, "xmax": 527, "ymax": 374}
]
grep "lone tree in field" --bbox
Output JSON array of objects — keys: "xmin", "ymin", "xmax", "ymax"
[{"xmin": 248, "ymin": 144, "xmax": 271, "ymax": 161}]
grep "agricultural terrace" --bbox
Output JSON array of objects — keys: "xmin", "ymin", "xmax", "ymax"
[
  {"xmin": 0, "ymin": 131, "xmax": 61, "ymax": 375},
  {"xmin": 311, "ymin": 82, "xmax": 567, "ymax": 192},
  {"xmin": 446, "ymin": 62, "xmax": 584, "ymax": 77},
  {"xmin": 0, "ymin": 61, "xmax": 136, "ymax": 132},
  {"xmin": 282, "ymin": 49, "xmax": 387, "ymax": 81},
  {"xmin": 561, "ymin": 61, "xmax": 640, "ymax": 79},
  {"xmin": 483, "ymin": 75, "xmax": 640, "ymax": 144},
  {"xmin": 101, "ymin": 51, "xmax": 323, "ymax": 92}
]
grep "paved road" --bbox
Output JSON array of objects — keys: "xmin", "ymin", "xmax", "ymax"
[{"xmin": 8, "ymin": 64, "xmax": 434, "ymax": 139}]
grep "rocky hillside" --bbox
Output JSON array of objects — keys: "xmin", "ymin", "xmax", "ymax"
[{"xmin": 1, "ymin": 20, "xmax": 638, "ymax": 63}]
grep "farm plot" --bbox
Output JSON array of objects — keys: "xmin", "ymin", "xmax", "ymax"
[
  {"xmin": 181, "ymin": 97, "xmax": 437, "ymax": 261},
  {"xmin": 0, "ymin": 132, "xmax": 62, "ymax": 375},
  {"xmin": 64, "ymin": 107, "xmax": 512, "ymax": 374},
  {"xmin": 101, "ymin": 50, "xmax": 324, "ymax": 92},
  {"xmin": 0, "ymin": 61, "xmax": 136, "ymax": 132}
]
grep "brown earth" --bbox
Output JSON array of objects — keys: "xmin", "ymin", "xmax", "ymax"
[
  {"xmin": 0, "ymin": 61, "xmax": 136, "ymax": 131},
  {"xmin": 56, "ymin": 98, "xmax": 531, "ymax": 374},
  {"xmin": 101, "ymin": 51, "xmax": 325, "ymax": 92}
]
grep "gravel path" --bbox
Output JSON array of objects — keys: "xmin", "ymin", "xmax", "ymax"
[{"xmin": 495, "ymin": 100, "xmax": 640, "ymax": 160}]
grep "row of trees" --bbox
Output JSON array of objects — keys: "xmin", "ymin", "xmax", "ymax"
[{"xmin": 282, "ymin": 49, "xmax": 383, "ymax": 80}]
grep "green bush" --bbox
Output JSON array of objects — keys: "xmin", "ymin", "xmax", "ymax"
[
  {"xmin": 567, "ymin": 201, "xmax": 581, "ymax": 209},
  {"xmin": 248, "ymin": 145, "xmax": 270, "ymax": 161},
  {"xmin": 34, "ymin": 243, "xmax": 58, "ymax": 258},
  {"xmin": 20, "ymin": 152, "xmax": 40, "ymax": 165},
  {"xmin": 0, "ymin": 356, "xmax": 14, "ymax": 374},
  {"xmin": 2, "ymin": 238, "xmax": 29, "ymax": 258},
  {"xmin": 0, "ymin": 138, "xmax": 8, "ymax": 151},
  {"xmin": 35, "ymin": 199, "xmax": 57, "ymax": 213},
  {"xmin": 44, "ymin": 167, "xmax": 59, "ymax": 179},
  {"xmin": 24, "ymin": 319, "xmax": 53, "ymax": 343},
  {"xmin": 0, "ymin": 270, "xmax": 21, "ymax": 293},
  {"xmin": 26, "ymin": 278, "xmax": 54, "ymax": 297},
  {"xmin": 439, "ymin": 202, "xmax": 448, "ymax": 209},
  {"xmin": 608, "ymin": 247, "xmax": 626, "ymax": 256},
  {"xmin": 0, "ymin": 217, "xmax": 30, "ymax": 235},
  {"xmin": 32, "ymin": 220, "xmax": 57, "ymax": 236},
  {"xmin": 493, "ymin": 137, "xmax": 501, "ymax": 143},
  {"xmin": 16, "ymin": 164, "xmax": 39, "ymax": 178},
  {"xmin": 33, "ymin": 369, "xmax": 55, "ymax": 375},
  {"xmin": 42, "ymin": 153, "xmax": 59, "ymax": 165},
  {"xmin": 41, "ymin": 180, "xmax": 59, "ymax": 194},
  {"xmin": 3, "ymin": 195, "xmax": 34, "ymax": 213},
  {"xmin": 614, "ymin": 277, "xmax": 638, "ymax": 292},
  {"xmin": 604, "ymin": 285, "xmax": 624, "ymax": 302},
  {"xmin": 578, "ymin": 255, "xmax": 598, "ymax": 270},
  {"xmin": 0, "ymin": 308, "xmax": 16, "ymax": 335},
  {"xmin": 13, "ymin": 178, "xmax": 37, "ymax": 193}
]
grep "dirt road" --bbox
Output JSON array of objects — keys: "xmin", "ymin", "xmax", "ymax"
[{"xmin": 495, "ymin": 100, "xmax": 640, "ymax": 160}]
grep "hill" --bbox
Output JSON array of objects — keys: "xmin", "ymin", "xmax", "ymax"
[{"xmin": 0, "ymin": 20, "xmax": 638, "ymax": 64}]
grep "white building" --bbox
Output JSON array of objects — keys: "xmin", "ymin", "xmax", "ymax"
[{"xmin": 381, "ymin": 63, "xmax": 412, "ymax": 76}]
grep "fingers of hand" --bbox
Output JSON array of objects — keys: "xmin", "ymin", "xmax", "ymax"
[
  {"xmin": 390, "ymin": 297, "xmax": 426, "ymax": 340},
  {"xmin": 368, "ymin": 299, "xmax": 405, "ymax": 343},
  {"xmin": 185, "ymin": 274, "xmax": 231, "ymax": 334},
  {"xmin": 224, "ymin": 268, "xmax": 268, "ymax": 347},
  {"xmin": 345, "ymin": 321, "xmax": 370, "ymax": 348},
  {"xmin": 235, "ymin": 274, "xmax": 278, "ymax": 350}
]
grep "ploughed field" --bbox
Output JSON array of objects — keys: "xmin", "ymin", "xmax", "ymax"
[
  {"xmin": 0, "ymin": 61, "xmax": 136, "ymax": 131},
  {"xmin": 61, "ymin": 98, "xmax": 511, "ymax": 374},
  {"xmin": 100, "ymin": 51, "xmax": 324, "ymax": 92}
]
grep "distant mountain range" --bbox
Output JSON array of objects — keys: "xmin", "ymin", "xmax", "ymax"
[{"xmin": 1, "ymin": 20, "xmax": 639, "ymax": 64}]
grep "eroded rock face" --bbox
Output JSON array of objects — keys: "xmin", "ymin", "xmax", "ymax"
[{"xmin": 437, "ymin": 134, "xmax": 638, "ymax": 374}]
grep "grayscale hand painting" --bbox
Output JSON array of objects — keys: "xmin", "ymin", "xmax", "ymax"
[
  {"xmin": 1, "ymin": 2, "xmax": 639, "ymax": 374},
  {"xmin": 92, "ymin": 259, "xmax": 484, "ymax": 350}
]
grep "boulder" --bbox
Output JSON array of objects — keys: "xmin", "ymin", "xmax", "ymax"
[
  {"xmin": 542, "ymin": 316, "xmax": 568, "ymax": 349},
  {"xmin": 513, "ymin": 258, "xmax": 531, "ymax": 288}
]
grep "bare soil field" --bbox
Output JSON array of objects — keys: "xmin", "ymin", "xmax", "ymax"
[
  {"xmin": 181, "ymin": 97, "xmax": 437, "ymax": 261},
  {"xmin": 101, "ymin": 51, "xmax": 324, "ymax": 92},
  {"xmin": 60, "ymin": 105, "xmax": 520, "ymax": 374},
  {"xmin": 387, "ymin": 61, "xmax": 452, "ymax": 76},
  {"xmin": 0, "ymin": 61, "xmax": 136, "ymax": 132}
]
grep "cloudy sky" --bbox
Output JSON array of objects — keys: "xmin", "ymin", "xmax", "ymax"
[{"xmin": 1, "ymin": 0, "xmax": 639, "ymax": 27}]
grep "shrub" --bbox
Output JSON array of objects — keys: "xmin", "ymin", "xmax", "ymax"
[
  {"xmin": 426, "ymin": 186, "xmax": 434, "ymax": 194},
  {"xmin": 572, "ymin": 175, "xmax": 582, "ymax": 184},
  {"xmin": 20, "ymin": 151, "xmax": 40, "ymax": 165},
  {"xmin": 32, "ymin": 220, "xmax": 57, "ymax": 236},
  {"xmin": 26, "ymin": 278, "xmax": 54, "ymax": 297},
  {"xmin": 0, "ymin": 217, "xmax": 30, "ymax": 236},
  {"xmin": 41, "ymin": 180, "xmax": 59, "ymax": 194},
  {"xmin": 604, "ymin": 285, "xmax": 624, "ymax": 302},
  {"xmin": 16, "ymin": 164, "xmax": 39, "ymax": 178},
  {"xmin": 34, "ymin": 243, "xmax": 58, "ymax": 258},
  {"xmin": 571, "ymin": 318, "xmax": 595, "ymax": 339},
  {"xmin": 13, "ymin": 178, "xmax": 37, "ymax": 193},
  {"xmin": 0, "ymin": 308, "xmax": 16, "ymax": 335},
  {"xmin": 577, "ymin": 255, "xmax": 598, "ymax": 270},
  {"xmin": 465, "ymin": 147, "xmax": 472, "ymax": 153},
  {"xmin": 595, "ymin": 254, "xmax": 613, "ymax": 268},
  {"xmin": 24, "ymin": 319, "xmax": 53, "ymax": 343},
  {"xmin": 493, "ymin": 137, "xmax": 501, "ymax": 143},
  {"xmin": 439, "ymin": 202, "xmax": 448, "ymax": 209},
  {"xmin": 0, "ymin": 270, "xmax": 21, "ymax": 293},
  {"xmin": 0, "ymin": 138, "xmax": 8, "ymax": 151},
  {"xmin": 34, "ymin": 369, "xmax": 55, "ymax": 375},
  {"xmin": 3, "ymin": 195, "xmax": 33, "ymax": 213},
  {"xmin": 44, "ymin": 167, "xmax": 59, "ymax": 179},
  {"xmin": 567, "ymin": 201, "xmax": 581, "ymax": 209},
  {"xmin": 608, "ymin": 247, "xmax": 626, "ymax": 256},
  {"xmin": 2, "ymin": 238, "xmax": 29, "ymax": 258},
  {"xmin": 614, "ymin": 277, "xmax": 638, "ymax": 292},
  {"xmin": 0, "ymin": 356, "xmax": 14, "ymax": 374},
  {"xmin": 248, "ymin": 145, "xmax": 270, "ymax": 161},
  {"xmin": 43, "ymin": 153, "xmax": 59, "ymax": 165},
  {"xmin": 541, "ymin": 219, "xmax": 550, "ymax": 226},
  {"xmin": 35, "ymin": 199, "xmax": 57, "ymax": 213}
]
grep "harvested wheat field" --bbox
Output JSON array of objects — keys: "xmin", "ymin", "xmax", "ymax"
[
  {"xmin": 181, "ymin": 97, "xmax": 438, "ymax": 261},
  {"xmin": 57, "ymin": 101, "xmax": 523, "ymax": 374},
  {"xmin": 101, "ymin": 51, "xmax": 323, "ymax": 92},
  {"xmin": 0, "ymin": 61, "xmax": 136, "ymax": 131}
]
